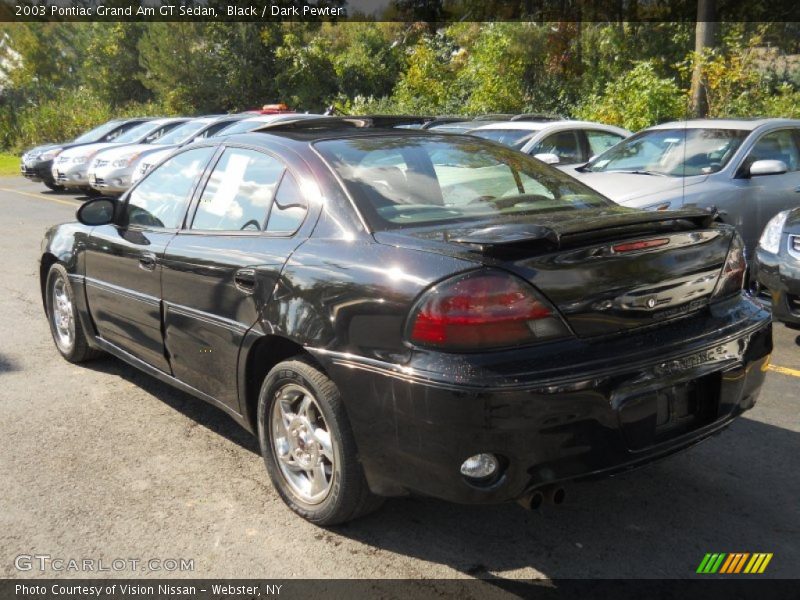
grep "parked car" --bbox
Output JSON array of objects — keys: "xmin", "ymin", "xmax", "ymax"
[
  {"xmin": 467, "ymin": 120, "xmax": 631, "ymax": 165},
  {"xmin": 89, "ymin": 115, "xmax": 248, "ymax": 195},
  {"xmin": 41, "ymin": 118, "xmax": 771, "ymax": 525},
  {"xmin": 130, "ymin": 113, "xmax": 326, "ymax": 186},
  {"xmin": 52, "ymin": 118, "xmax": 188, "ymax": 193},
  {"xmin": 20, "ymin": 118, "xmax": 151, "ymax": 190},
  {"xmin": 755, "ymin": 208, "xmax": 800, "ymax": 328},
  {"xmin": 568, "ymin": 118, "xmax": 800, "ymax": 260}
]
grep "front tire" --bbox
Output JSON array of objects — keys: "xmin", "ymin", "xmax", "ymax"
[
  {"xmin": 45, "ymin": 264, "xmax": 101, "ymax": 363},
  {"xmin": 43, "ymin": 180, "xmax": 64, "ymax": 192},
  {"xmin": 257, "ymin": 358, "xmax": 382, "ymax": 525}
]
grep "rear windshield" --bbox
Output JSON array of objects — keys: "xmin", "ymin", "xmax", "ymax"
[
  {"xmin": 470, "ymin": 128, "xmax": 540, "ymax": 149},
  {"xmin": 315, "ymin": 135, "xmax": 611, "ymax": 231}
]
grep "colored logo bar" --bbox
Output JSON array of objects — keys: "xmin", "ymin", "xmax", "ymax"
[{"xmin": 697, "ymin": 553, "xmax": 773, "ymax": 574}]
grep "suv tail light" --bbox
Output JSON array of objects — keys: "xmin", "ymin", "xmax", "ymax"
[
  {"xmin": 711, "ymin": 234, "xmax": 746, "ymax": 300},
  {"xmin": 406, "ymin": 270, "xmax": 570, "ymax": 351}
]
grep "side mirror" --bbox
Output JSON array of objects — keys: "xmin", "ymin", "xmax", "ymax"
[
  {"xmin": 76, "ymin": 197, "xmax": 116, "ymax": 226},
  {"xmin": 533, "ymin": 152, "xmax": 560, "ymax": 165},
  {"xmin": 749, "ymin": 159, "xmax": 787, "ymax": 177}
]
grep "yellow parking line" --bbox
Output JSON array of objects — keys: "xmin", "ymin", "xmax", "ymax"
[
  {"xmin": 0, "ymin": 185, "xmax": 79, "ymax": 208},
  {"xmin": 767, "ymin": 364, "xmax": 800, "ymax": 378}
]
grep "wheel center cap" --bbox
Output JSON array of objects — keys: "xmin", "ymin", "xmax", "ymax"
[{"xmin": 288, "ymin": 417, "xmax": 319, "ymax": 469}]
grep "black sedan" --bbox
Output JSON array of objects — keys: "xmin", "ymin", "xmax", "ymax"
[
  {"xmin": 40, "ymin": 118, "xmax": 772, "ymax": 525},
  {"xmin": 20, "ymin": 118, "xmax": 152, "ymax": 190},
  {"xmin": 755, "ymin": 208, "xmax": 800, "ymax": 328}
]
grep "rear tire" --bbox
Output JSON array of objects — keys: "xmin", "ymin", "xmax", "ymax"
[
  {"xmin": 45, "ymin": 263, "xmax": 101, "ymax": 363},
  {"xmin": 257, "ymin": 358, "xmax": 383, "ymax": 525}
]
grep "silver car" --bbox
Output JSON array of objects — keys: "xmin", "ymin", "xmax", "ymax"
[
  {"xmin": 467, "ymin": 120, "xmax": 631, "ymax": 165},
  {"xmin": 88, "ymin": 115, "xmax": 247, "ymax": 194},
  {"xmin": 567, "ymin": 118, "xmax": 800, "ymax": 259},
  {"xmin": 52, "ymin": 118, "xmax": 188, "ymax": 192}
]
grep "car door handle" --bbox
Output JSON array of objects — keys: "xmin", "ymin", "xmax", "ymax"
[
  {"xmin": 138, "ymin": 253, "xmax": 157, "ymax": 271},
  {"xmin": 234, "ymin": 268, "xmax": 256, "ymax": 293}
]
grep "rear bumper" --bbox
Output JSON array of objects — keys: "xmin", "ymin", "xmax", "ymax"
[
  {"xmin": 755, "ymin": 247, "xmax": 800, "ymax": 326},
  {"xmin": 313, "ymin": 296, "xmax": 772, "ymax": 503}
]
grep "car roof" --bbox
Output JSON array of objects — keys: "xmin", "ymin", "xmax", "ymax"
[
  {"xmin": 468, "ymin": 120, "xmax": 623, "ymax": 132},
  {"xmin": 647, "ymin": 118, "xmax": 800, "ymax": 131}
]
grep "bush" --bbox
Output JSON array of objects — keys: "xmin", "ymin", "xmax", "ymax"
[
  {"xmin": 575, "ymin": 61, "xmax": 687, "ymax": 131},
  {"xmin": 4, "ymin": 88, "xmax": 168, "ymax": 152}
]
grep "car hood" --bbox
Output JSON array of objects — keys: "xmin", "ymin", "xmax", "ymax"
[
  {"xmin": 94, "ymin": 143, "xmax": 153, "ymax": 161},
  {"xmin": 137, "ymin": 146, "xmax": 175, "ymax": 165},
  {"xmin": 59, "ymin": 142, "xmax": 121, "ymax": 159},
  {"xmin": 569, "ymin": 171, "xmax": 709, "ymax": 207},
  {"xmin": 24, "ymin": 143, "xmax": 62, "ymax": 156}
]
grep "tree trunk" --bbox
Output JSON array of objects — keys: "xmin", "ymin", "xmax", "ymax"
[{"xmin": 690, "ymin": 0, "xmax": 717, "ymax": 118}]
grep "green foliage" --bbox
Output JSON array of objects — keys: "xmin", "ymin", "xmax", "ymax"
[
  {"xmin": 1, "ymin": 21, "xmax": 800, "ymax": 151},
  {"xmin": 575, "ymin": 61, "xmax": 687, "ymax": 130},
  {"xmin": 9, "ymin": 88, "xmax": 165, "ymax": 152}
]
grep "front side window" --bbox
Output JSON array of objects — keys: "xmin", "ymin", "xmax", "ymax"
[
  {"xmin": 745, "ymin": 130, "xmax": 800, "ymax": 172},
  {"xmin": 124, "ymin": 147, "xmax": 215, "ymax": 229},
  {"xmin": 316, "ymin": 135, "xmax": 611, "ymax": 230},
  {"xmin": 191, "ymin": 148, "xmax": 284, "ymax": 232},
  {"xmin": 529, "ymin": 130, "xmax": 581, "ymax": 163},
  {"xmin": 586, "ymin": 130, "xmax": 625, "ymax": 157},
  {"xmin": 586, "ymin": 128, "xmax": 748, "ymax": 176}
]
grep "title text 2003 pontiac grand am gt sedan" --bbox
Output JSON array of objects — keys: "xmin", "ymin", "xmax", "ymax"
[{"xmin": 40, "ymin": 118, "xmax": 771, "ymax": 525}]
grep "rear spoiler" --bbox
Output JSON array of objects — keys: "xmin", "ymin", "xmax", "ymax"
[{"xmin": 447, "ymin": 209, "xmax": 716, "ymax": 254}]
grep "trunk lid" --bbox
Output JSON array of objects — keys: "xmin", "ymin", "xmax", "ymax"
[{"xmin": 374, "ymin": 206, "xmax": 732, "ymax": 338}]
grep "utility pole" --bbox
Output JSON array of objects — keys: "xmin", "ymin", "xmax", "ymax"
[{"xmin": 690, "ymin": 0, "xmax": 717, "ymax": 117}]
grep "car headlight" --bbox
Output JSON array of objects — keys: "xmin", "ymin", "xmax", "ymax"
[
  {"xmin": 72, "ymin": 156, "xmax": 88, "ymax": 164},
  {"xmin": 758, "ymin": 210, "xmax": 790, "ymax": 254},
  {"xmin": 40, "ymin": 149, "xmax": 62, "ymax": 161},
  {"xmin": 112, "ymin": 153, "xmax": 139, "ymax": 168}
]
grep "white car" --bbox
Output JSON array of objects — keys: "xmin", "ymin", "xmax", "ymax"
[
  {"xmin": 88, "ymin": 115, "xmax": 247, "ymax": 195},
  {"xmin": 467, "ymin": 120, "xmax": 631, "ymax": 166},
  {"xmin": 129, "ymin": 113, "xmax": 325, "ymax": 186},
  {"xmin": 52, "ymin": 118, "xmax": 188, "ymax": 192}
]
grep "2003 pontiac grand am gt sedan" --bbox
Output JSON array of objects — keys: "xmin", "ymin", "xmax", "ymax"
[{"xmin": 40, "ymin": 118, "xmax": 772, "ymax": 525}]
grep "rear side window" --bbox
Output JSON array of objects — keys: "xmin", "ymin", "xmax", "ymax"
[
  {"xmin": 316, "ymin": 135, "xmax": 611, "ymax": 230},
  {"xmin": 191, "ymin": 148, "xmax": 284, "ymax": 232},
  {"xmin": 266, "ymin": 172, "xmax": 307, "ymax": 233},
  {"xmin": 586, "ymin": 130, "xmax": 625, "ymax": 157},
  {"xmin": 125, "ymin": 147, "xmax": 215, "ymax": 229}
]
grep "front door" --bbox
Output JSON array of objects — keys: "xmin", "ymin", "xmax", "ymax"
[
  {"xmin": 735, "ymin": 128, "xmax": 800, "ymax": 256},
  {"xmin": 84, "ymin": 146, "xmax": 217, "ymax": 371},
  {"xmin": 161, "ymin": 147, "xmax": 310, "ymax": 408}
]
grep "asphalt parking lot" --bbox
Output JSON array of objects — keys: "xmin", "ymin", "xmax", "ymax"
[{"xmin": 0, "ymin": 176, "xmax": 798, "ymax": 583}]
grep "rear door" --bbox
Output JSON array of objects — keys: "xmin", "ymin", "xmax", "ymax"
[
  {"xmin": 84, "ymin": 146, "xmax": 217, "ymax": 371},
  {"xmin": 161, "ymin": 145, "xmax": 311, "ymax": 409}
]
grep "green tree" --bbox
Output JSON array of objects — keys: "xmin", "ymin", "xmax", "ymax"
[{"xmin": 82, "ymin": 23, "xmax": 150, "ymax": 107}]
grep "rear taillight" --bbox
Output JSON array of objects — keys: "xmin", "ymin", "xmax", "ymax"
[
  {"xmin": 711, "ymin": 234, "xmax": 746, "ymax": 300},
  {"xmin": 407, "ymin": 270, "xmax": 570, "ymax": 351}
]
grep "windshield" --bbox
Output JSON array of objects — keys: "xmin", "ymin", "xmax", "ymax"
[
  {"xmin": 114, "ymin": 121, "xmax": 168, "ymax": 144},
  {"xmin": 153, "ymin": 120, "xmax": 210, "ymax": 145},
  {"xmin": 470, "ymin": 128, "xmax": 540, "ymax": 149},
  {"xmin": 316, "ymin": 135, "xmax": 611, "ymax": 231},
  {"xmin": 213, "ymin": 119, "xmax": 265, "ymax": 136},
  {"xmin": 73, "ymin": 120, "xmax": 124, "ymax": 144},
  {"xmin": 585, "ymin": 128, "xmax": 748, "ymax": 176}
]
